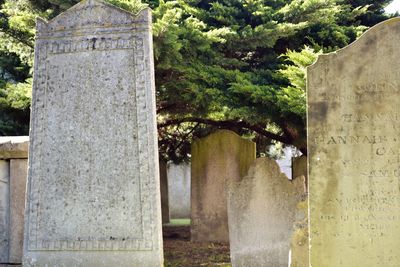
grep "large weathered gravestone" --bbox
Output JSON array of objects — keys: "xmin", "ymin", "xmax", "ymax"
[
  {"xmin": 0, "ymin": 137, "xmax": 29, "ymax": 266},
  {"xmin": 191, "ymin": 130, "xmax": 256, "ymax": 242},
  {"xmin": 308, "ymin": 18, "xmax": 400, "ymax": 266},
  {"xmin": 167, "ymin": 163, "xmax": 191, "ymax": 219},
  {"xmin": 227, "ymin": 157, "xmax": 305, "ymax": 267},
  {"xmin": 23, "ymin": 1, "xmax": 163, "ymax": 266}
]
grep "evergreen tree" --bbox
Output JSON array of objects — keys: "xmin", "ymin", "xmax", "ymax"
[{"xmin": 0, "ymin": 0, "xmax": 394, "ymax": 160}]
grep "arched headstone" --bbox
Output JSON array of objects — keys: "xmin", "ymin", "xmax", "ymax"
[{"xmin": 191, "ymin": 130, "xmax": 256, "ymax": 242}]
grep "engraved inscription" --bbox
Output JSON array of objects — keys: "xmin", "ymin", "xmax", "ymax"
[
  {"xmin": 308, "ymin": 19, "xmax": 400, "ymax": 267},
  {"xmin": 47, "ymin": 37, "xmax": 135, "ymax": 54}
]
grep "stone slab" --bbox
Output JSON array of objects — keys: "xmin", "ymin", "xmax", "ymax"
[
  {"xmin": 289, "ymin": 156, "xmax": 308, "ymax": 267},
  {"xmin": 289, "ymin": 199, "xmax": 308, "ymax": 267},
  {"xmin": 227, "ymin": 157, "xmax": 305, "ymax": 267},
  {"xmin": 23, "ymin": 1, "xmax": 163, "ymax": 266},
  {"xmin": 159, "ymin": 161, "xmax": 170, "ymax": 224},
  {"xmin": 167, "ymin": 163, "xmax": 190, "ymax": 219},
  {"xmin": 292, "ymin": 155, "xmax": 307, "ymax": 188},
  {"xmin": 9, "ymin": 159, "xmax": 27, "ymax": 264},
  {"xmin": 308, "ymin": 17, "xmax": 400, "ymax": 267},
  {"xmin": 191, "ymin": 130, "xmax": 256, "ymax": 242},
  {"xmin": 0, "ymin": 160, "xmax": 10, "ymax": 263},
  {"xmin": 0, "ymin": 137, "xmax": 29, "ymax": 159}
]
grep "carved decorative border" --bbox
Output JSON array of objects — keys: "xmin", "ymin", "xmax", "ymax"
[{"xmin": 27, "ymin": 29, "xmax": 154, "ymax": 251}]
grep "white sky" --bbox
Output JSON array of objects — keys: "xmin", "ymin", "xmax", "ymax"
[{"xmin": 385, "ymin": 0, "xmax": 400, "ymax": 14}]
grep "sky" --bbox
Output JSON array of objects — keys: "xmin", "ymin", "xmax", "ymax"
[{"xmin": 385, "ymin": 0, "xmax": 400, "ymax": 14}]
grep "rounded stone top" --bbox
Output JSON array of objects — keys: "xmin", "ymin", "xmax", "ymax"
[{"xmin": 308, "ymin": 17, "xmax": 400, "ymax": 72}]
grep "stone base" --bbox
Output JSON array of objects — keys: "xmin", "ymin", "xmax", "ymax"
[{"xmin": 22, "ymin": 251, "xmax": 163, "ymax": 267}]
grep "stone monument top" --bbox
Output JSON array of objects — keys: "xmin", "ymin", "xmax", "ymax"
[{"xmin": 36, "ymin": 0, "xmax": 150, "ymax": 33}]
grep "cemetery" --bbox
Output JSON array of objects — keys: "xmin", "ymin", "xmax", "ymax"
[{"xmin": 0, "ymin": 0, "xmax": 399, "ymax": 266}]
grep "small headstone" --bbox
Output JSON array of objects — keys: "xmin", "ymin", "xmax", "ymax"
[
  {"xmin": 191, "ymin": 130, "xmax": 256, "ymax": 242},
  {"xmin": 159, "ymin": 161, "xmax": 170, "ymax": 224},
  {"xmin": 308, "ymin": 18, "xmax": 400, "ymax": 266},
  {"xmin": 0, "ymin": 137, "xmax": 29, "ymax": 266},
  {"xmin": 289, "ymin": 156, "xmax": 308, "ymax": 267},
  {"xmin": 227, "ymin": 157, "xmax": 305, "ymax": 267},
  {"xmin": 289, "ymin": 199, "xmax": 308, "ymax": 267},
  {"xmin": 23, "ymin": 1, "xmax": 163, "ymax": 266},
  {"xmin": 9, "ymin": 159, "xmax": 27, "ymax": 263},
  {"xmin": 167, "ymin": 163, "xmax": 191, "ymax": 219},
  {"xmin": 0, "ymin": 160, "xmax": 10, "ymax": 263},
  {"xmin": 292, "ymin": 155, "xmax": 307, "ymax": 186}
]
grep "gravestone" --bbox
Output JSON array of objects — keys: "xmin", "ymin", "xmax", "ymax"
[
  {"xmin": 0, "ymin": 160, "xmax": 9, "ymax": 264},
  {"xmin": 167, "ymin": 163, "xmax": 191, "ymax": 219},
  {"xmin": 292, "ymin": 155, "xmax": 307, "ymax": 186},
  {"xmin": 10, "ymin": 159, "xmax": 28, "ymax": 264},
  {"xmin": 191, "ymin": 130, "xmax": 256, "ymax": 242},
  {"xmin": 159, "ymin": 161, "xmax": 170, "ymax": 224},
  {"xmin": 0, "ymin": 137, "xmax": 29, "ymax": 266},
  {"xmin": 23, "ymin": 1, "xmax": 163, "ymax": 266},
  {"xmin": 227, "ymin": 157, "xmax": 305, "ymax": 267},
  {"xmin": 308, "ymin": 18, "xmax": 400, "ymax": 266},
  {"xmin": 289, "ymin": 156, "xmax": 308, "ymax": 267}
]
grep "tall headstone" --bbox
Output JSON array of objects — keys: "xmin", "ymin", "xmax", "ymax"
[
  {"xmin": 191, "ymin": 130, "xmax": 256, "ymax": 242},
  {"xmin": 23, "ymin": 1, "xmax": 163, "ymax": 266},
  {"xmin": 167, "ymin": 163, "xmax": 191, "ymax": 219},
  {"xmin": 159, "ymin": 161, "xmax": 170, "ymax": 224},
  {"xmin": 227, "ymin": 157, "xmax": 305, "ymax": 267},
  {"xmin": 308, "ymin": 18, "xmax": 400, "ymax": 266}
]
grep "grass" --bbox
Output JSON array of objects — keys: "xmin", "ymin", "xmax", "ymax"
[{"xmin": 165, "ymin": 218, "xmax": 191, "ymax": 226}]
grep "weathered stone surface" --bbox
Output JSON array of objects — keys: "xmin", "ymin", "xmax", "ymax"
[
  {"xmin": 308, "ymin": 18, "xmax": 400, "ymax": 266},
  {"xmin": 289, "ymin": 156, "xmax": 308, "ymax": 267},
  {"xmin": 0, "ymin": 160, "xmax": 10, "ymax": 263},
  {"xmin": 289, "ymin": 199, "xmax": 308, "ymax": 267},
  {"xmin": 191, "ymin": 130, "xmax": 256, "ymax": 242},
  {"xmin": 292, "ymin": 155, "xmax": 307, "ymax": 187},
  {"xmin": 167, "ymin": 163, "xmax": 190, "ymax": 219},
  {"xmin": 9, "ymin": 159, "xmax": 27, "ymax": 264},
  {"xmin": 227, "ymin": 157, "xmax": 305, "ymax": 267},
  {"xmin": 159, "ymin": 161, "xmax": 170, "ymax": 224},
  {"xmin": 0, "ymin": 137, "xmax": 29, "ymax": 159},
  {"xmin": 23, "ymin": 1, "xmax": 163, "ymax": 266}
]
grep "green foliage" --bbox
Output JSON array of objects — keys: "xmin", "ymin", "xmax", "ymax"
[
  {"xmin": 0, "ymin": 79, "xmax": 30, "ymax": 135},
  {"xmin": 106, "ymin": 0, "xmax": 146, "ymax": 13},
  {"xmin": 277, "ymin": 46, "xmax": 321, "ymax": 120}
]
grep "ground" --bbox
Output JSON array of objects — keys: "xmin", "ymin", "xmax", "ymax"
[{"xmin": 163, "ymin": 219, "xmax": 231, "ymax": 267}]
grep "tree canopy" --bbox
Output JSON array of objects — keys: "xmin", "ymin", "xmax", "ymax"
[{"xmin": 0, "ymin": 0, "xmax": 394, "ymax": 161}]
